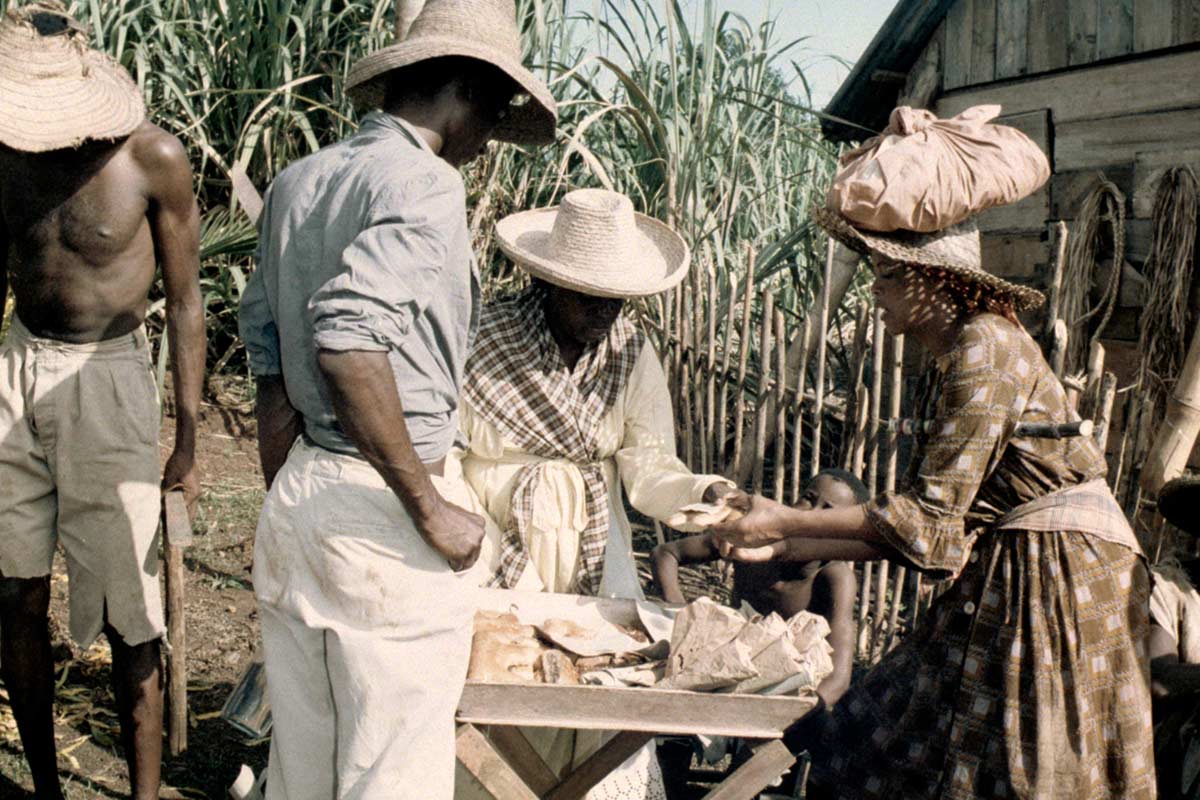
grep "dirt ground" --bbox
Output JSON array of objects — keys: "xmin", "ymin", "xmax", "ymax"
[{"xmin": 0, "ymin": 385, "xmax": 730, "ymax": 798}]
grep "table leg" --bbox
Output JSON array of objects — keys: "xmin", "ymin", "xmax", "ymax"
[
  {"xmin": 545, "ymin": 731, "xmax": 654, "ymax": 800},
  {"xmin": 456, "ymin": 723, "xmax": 539, "ymax": 800},
  {"xmin": 486, "ymin": 726, "xmax": 559, "ymax": 796},
  {"xmin": 700, "ymin": 740, "xmax": 795, "ymax": 800}
]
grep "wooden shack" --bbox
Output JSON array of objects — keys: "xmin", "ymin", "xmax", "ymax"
[{"xmin": 824, "ymin": 0, "xmax": 1199, "ymax": 340}]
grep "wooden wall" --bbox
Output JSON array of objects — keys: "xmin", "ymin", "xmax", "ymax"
[
  {"xmin": 929, "ymin": 48, "xmax": 1200, "ymax": 315},
  {"xmin": 939, "ymin": 0, "xmax": 1200, "ymax": 90}
]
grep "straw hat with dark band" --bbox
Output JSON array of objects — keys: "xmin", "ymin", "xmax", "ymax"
[
  {"xmin": 1159, "ymin": 475, "xmax": 1200, "ymax": 537},
  {"xmin": 345, "ymin": 0, "xmax": 556, "ymax": 146},
  {"xmin": 0, "ymin": 2, "xmax": 145, "ymax": 153},
  {"xmin": 496, "ymin": 189, "xmax": 690, "ymax": 298},
  {"xmin": 812, "ymin": 205, "xmax": 1046, "ymax": 313}
]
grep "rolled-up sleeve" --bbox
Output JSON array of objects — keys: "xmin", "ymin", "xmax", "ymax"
[
  {"xmin": 309, "ymin": 172, "xmax": 461, "ymax": 353},
  {"xmin": 238, "ymin": 192, "xmax": 282, "ymax": 377},
  {"xmin": 866, "ymin": 326, "xmax": 1022, "ymax": 577}
]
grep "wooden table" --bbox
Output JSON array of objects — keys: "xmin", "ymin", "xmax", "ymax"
[{"xmin": 455, "ymin": 590, "xmax": 817, "ymax": 800}]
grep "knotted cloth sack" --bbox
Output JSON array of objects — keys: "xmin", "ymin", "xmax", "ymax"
[{"xmin": 828, "ymin": 105, "xmax": 1050, "ymax": 233}]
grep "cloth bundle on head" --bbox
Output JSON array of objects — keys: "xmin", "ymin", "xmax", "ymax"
[
  {"xmin": 344, "ymin": 0, "xmax": 557, "ymax": 145},
  {"xmin": 829, "ymin": 105, "xmax": 1050, "ymax": 233},
  {"xmin": 814, "ymin": 104, "xmax": 1051, "ymax": 313},
  {"xmin": 0, "ymin": 1, "xmax": 145, "ymax": 152}
]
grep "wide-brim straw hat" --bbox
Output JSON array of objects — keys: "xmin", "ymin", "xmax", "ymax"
[
  {"xmin": 0, "ymin": 2, "xmax": 144, "ymax": 153},
  {"xmin": 1160, "ymin": 475, "xmax": 1200, "ymax": 537},
  {"xmin": 812, "ymin": 205, "xmax": 1045, "ymax": 313},
  {"xmin": 345, "ymin": 0, "xmax": 556, "ymax": 146},
  {"xmin": 496, "ymin": 189, "xmax": 690, "ymax": 298}
]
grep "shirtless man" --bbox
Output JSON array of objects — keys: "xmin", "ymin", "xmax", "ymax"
[
  {"xmin": 652, "ymin": 468, "xmax": 866, "ymax": 706},
  {"xmin": 0, "ymin": 5, "xmax": 203, "ymax": 798}
]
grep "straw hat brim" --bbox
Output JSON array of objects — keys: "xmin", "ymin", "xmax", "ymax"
[
  {"xmin": 1160, "ymin": 475, "xmax": 1200, "ymax": 536},
  {"xmin": 345, "ymin": 36, "xmax": 556, "ymax": 146},
  {"xmin": 0, "ymin": 47, "xmax": 144, "ymax": 153},
  {"xmin": 812, "ymin": 205, "xmax": 1045, "ymax": 313},
  {"xmin": 496, "ymin": 207, "xmax": 690, "ymax": 298}
]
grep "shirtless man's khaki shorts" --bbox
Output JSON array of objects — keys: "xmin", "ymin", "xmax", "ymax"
[{"xmin": 0, "ymin": 317, "xmax": 165, "ymax": 647}]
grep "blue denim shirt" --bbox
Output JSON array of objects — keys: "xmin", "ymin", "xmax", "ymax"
[{"xmin": 238, "ymin": 112, "xmax": 480, "ymax": 462}]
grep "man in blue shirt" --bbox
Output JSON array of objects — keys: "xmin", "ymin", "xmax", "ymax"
[{"xmin": 237, "ymin": 0, "xmax": 555, "ymax": 795}]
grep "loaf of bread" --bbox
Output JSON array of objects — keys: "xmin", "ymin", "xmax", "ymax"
[
  {"xmin": 536, "ymin": 650, "xmax": 579, "ymax": 685},
  {"xmin": 468, "ymin": 610, "xmax": 546, "ymax": 682}
]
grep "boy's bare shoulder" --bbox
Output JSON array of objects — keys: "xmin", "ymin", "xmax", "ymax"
[{"xmin": 126, "ymin": 121, "xmax": 190, "ymax": 178}]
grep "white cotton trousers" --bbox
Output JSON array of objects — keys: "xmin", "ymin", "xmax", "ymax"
[{"xmin": 254, "ymin": 439, "xmax": 480, "ymax": 800}]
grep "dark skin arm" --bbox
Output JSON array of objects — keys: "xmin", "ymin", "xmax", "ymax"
[
  {"xmin": 142, "ymin": 132, "xmax": 204, "ymax": 514},
  {"xmin": 254, "ymin": 375, "xmax": 303, "ymax": 489},
  {"xmin": 317, "ymin": 350, "xmax": 484, "ymax": 570},
  {"xmin": 712, "ymin": 495, "xmax": 893, "ymax": 562},
  {"xmin": 651, "ymin": 534, "xmax": 721, "ymax": 604},
  {"xmin": 1150, "ymin": 622, "xmax": 1200, "ymax": 699},
  {"xmin": 812, "ymin": 562, "xmax": 857, "ymax": 706}
]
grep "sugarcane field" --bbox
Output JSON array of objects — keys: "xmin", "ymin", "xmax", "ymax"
[{"xmin": 1, "ymin": 0, "xmax": 1200, "ymax": 797}]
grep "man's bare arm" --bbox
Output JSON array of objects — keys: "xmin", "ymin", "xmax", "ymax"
[
  {"xmin": 317, "ymin": 349, "xmax": 483, "ymax": 570},
  {"xmin": 814, "ymin": 562, "xmax": 857, "ymax": 706},
  {"xmin": 651, "ymin": 535, "xmax": 721, "ymax": 604},
  {"xmin": 254, "ymin": 375, "xmax": 303, "ymax": 489},
  {"xmin": 1149, "ymin": 622, "xmax": 1200, "ymax": 698},
  {"xmin": 141, "ymin": 127, "xmax": 205, "ymax": 512}
]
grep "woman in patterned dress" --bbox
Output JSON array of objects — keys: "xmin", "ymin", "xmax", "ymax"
[{"xmin": 710, "ymin": 207, "xmax": 1156, "ymax": 799}]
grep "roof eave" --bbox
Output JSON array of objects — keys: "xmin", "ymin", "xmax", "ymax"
[{"xmin": 821, "ymin": 0, "xmax": 956, "ymax": 142}]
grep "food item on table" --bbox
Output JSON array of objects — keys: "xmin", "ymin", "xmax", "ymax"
[
  {"xmin": 667, "ymin": 502, "xmax": 743, "ymax": 529},
  {"xmin": 536, "ymin": 650, "xmax": 579, "ymax": 685},
  {"xmin": 468, "ymin": 610, "xmax": 546, "ymax": 682},
  {"xmin": 468, "ymin": 638, "xmax": 546, "ymax": 683},
  {"xmin": 574, "ymin": 653, "xmax": 645, "ymax": 671}
]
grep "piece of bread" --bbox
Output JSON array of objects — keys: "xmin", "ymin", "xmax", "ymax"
[
  {"xmin": 667, "ymin": 502, "xmax": 744, "ymax": 529},
  {"xmin": 536, "ymin": 650, "xmax": 579, "ymax": 685},
  {"xmin": 469, "ymin": 610, "xmax": 546, "ymax": 682},
  {"xmin": 468, "ymin": 634, "xmax": 545, "ymax": 682}
]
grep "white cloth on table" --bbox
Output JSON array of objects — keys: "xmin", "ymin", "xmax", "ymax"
[{"xmin": 255, "ymin": 439, "xmax": 484, "ymax": 799}]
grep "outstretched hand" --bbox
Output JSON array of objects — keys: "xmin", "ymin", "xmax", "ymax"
[{"xmin": 709, "ymin": 493, "xmax": 792, "ymax": 548}]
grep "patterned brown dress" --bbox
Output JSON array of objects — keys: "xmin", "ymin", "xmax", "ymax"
[{"xmin": 814, "ymin": 314, "xmax": 1155, "ymax": 799}]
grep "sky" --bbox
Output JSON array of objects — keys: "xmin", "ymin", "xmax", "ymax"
[{"xmin": 678, "ymin": 0, "xmax": 900, "ymax": 108}]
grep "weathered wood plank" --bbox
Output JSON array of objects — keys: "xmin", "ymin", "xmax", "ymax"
[
  {"xmin": 977, "ymin": 109, "xmax": 1051, "ymax": 233},
  {"xmin": 700, "ymin": 741, "xmax": 796, "ymax": 800},
  {"xmin": 1134, "ymin": 0, "xmax": 1176, "ymax": 50},
  {"xmin": 485, "ymin": 727, "xmax": 560, "ymax": 796},
  {"xmin": 1056, "ymin": 108, "xmax": 1200, "ymax": 171},
  {"xmin": 945, "ymin": 0, "xmax": 975, "ymax": 90},
  {"xmin": 1028, "ymin": 0, "xmax": 1070, "ymax": 71},
  {"xmin": 1131, "ymin": 148, "xmax": 1200, "ymax": 217},
  {"xmin": 981, "ymin": 233, "xmax": 1047, "ymax": 279},
  {"xmin": 936, "ymin": 49, "xmax": 1200, "ymax": 124},
  {"xmin": 1098, "ymin": 0, "xmax": 1135, "ymax": 58},
  {"xmin": 1068, "ymin": 0, "xmax": 1098, "ymax": 64},
  {"xmin": 545, "ymin": 732, "xmax": 653, "ymax": 800},
  {"xmin": 900, "ymin": 23, "xmax": 944, "ymax": 109},
  {"xmin": 996, "ymin": 0, "xmax": 1030, "ymax": 78},
  {"xmin": 1180, "ymin": 0, "xmax": 1200, "ymax": 43},
  {"xmin": 1050, "ymin": 165, "xmax": 1136, "ymax": 219},
  {"xmin": 971, "ymin": 0, "xmax": 998, "ymax": 84},
  {"xmin": 457, "ymin": 683, "xmax": 817, "ymax": 739},
  {"xmin": 456, "ymin": 724, "xmax": 539, "ymax": 800}
]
